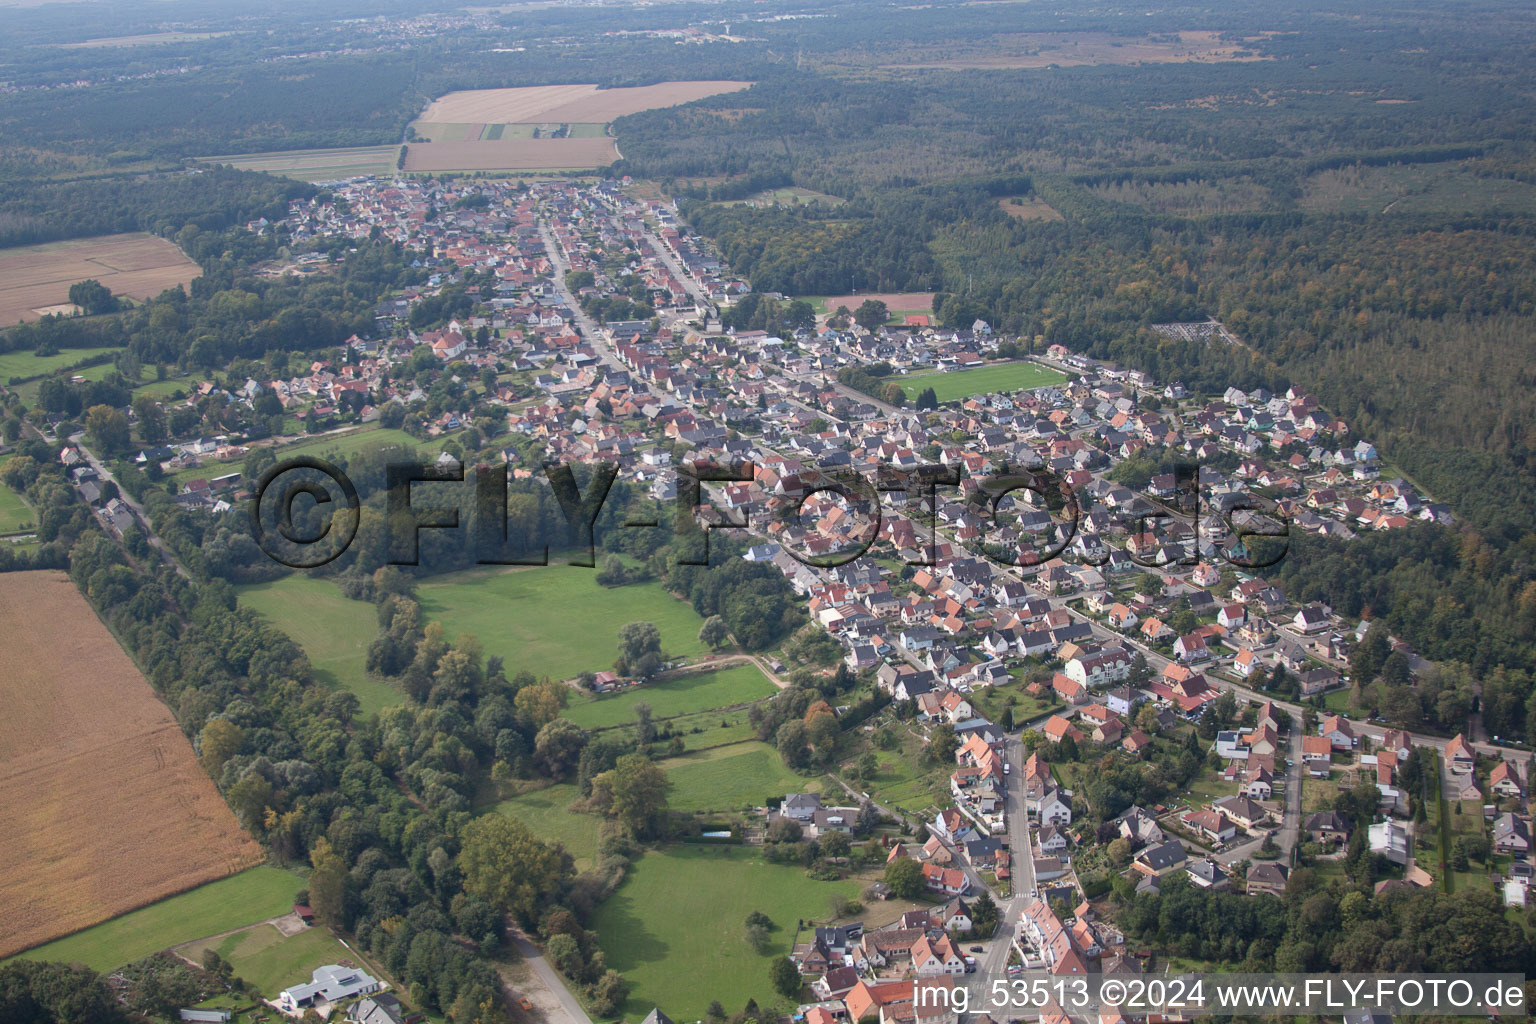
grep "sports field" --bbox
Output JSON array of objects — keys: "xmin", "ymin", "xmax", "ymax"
[
  {"xmin": 0, "ymin": 572, "xmax": 264, "ymax": 959},
  {"xmin": 563, "ymin": 663, "xmax": 776, "ymax": 731},
  {"xmin": 237, "ymin": 575, "xmax": 402, "ymax": 718},
  {"xmin": 201, "ymin": 145, "xmax": 400, "ymax": 182},
  {"xmin": 416, "ymin": 567, "xmax": 708, "ymax": 681},
  {"xmin": 592, "ymin": 846, "xmax": 862, "ymax": 1020},
  {"xmin": 660, "ymin": 741, "xmax": 817, "ymax": 813},
  {"xmin": 0, "ymin": 233, "xmax": 198, "ymax": 324},
  {"xmin": 0, "ymin": 482, "xmax": 34, "ymax": 534},
  {"xmin": 820, "ymin": 291, "xmax": 936, "ymax": 320},
  {"xmin": 899, "ymin": 361, "xmax": 1068, "ymax": 402},
  {"xmin": 8, "ymin": 866, "xmax": 301, "ymax": 972}
]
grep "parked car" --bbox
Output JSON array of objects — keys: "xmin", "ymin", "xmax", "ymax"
[{"xmin": 969, "ymin": 945, "xmax": 984, "ymax": 952}]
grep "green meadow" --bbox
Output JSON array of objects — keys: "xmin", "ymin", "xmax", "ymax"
[
  {"xmin": 592, "ymin": 846, "xmax": 862, "ymax": 1020},
  {"xmin": 417, "ymin": 568, "xmax": 708, "ymax": 681},
  {"xmin": 563, "ymin": 663, "xmax": 776, "ymax": 730},
  {"xmin": 238, "ymin": 575, "xmax": 403, "ymax": 717},
  {"xmin": 9, "ymin": 866, "xmax": 302, "ymax": 972}
]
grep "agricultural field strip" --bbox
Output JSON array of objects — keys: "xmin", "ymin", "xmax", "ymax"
[
  {"xmin": 402, "ymin": 139, "xmax": 620, "ymax": 172},
  {"xmin": 0, "ymin": 234, "xmax": 199, "ymax": 324},
  {"xmin": 416, "ymin": 82, "xmax": 751, "ymax": 125},
  {"xmin": 0, "ymin": 572, "xmax": 262, "ymax": 959}
]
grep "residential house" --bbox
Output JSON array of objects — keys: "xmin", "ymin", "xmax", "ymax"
[
  {"xmin": 1038, "ymin": 788, "xmax": 1073, "ymax": 825},
  {"xmin": 1305, "ymin": 811, "xmax": 1350, "ymax": 844},
  {"xmin": 1247, "ymin": 862, "xmax": 1289, "ymax": 897},
  {"xmin": 1301, "ymin": 735, "xmax": 1334, "ymax": 776},
  {"xmin": 922, "ymin": 863, "xmax": 971, "ymax": 896},
  {"xmin": 1186, "ymin": 858, "xmax": 1231, "ymax": 890},
  {"xmin": 1494, "ymin": 813, "xmax": 1531, "ymax": 855},
  {"xmin": 1318, "ymin": 714, "xmax": 1357, "ymax": 750},
  {"xmin": 1293, "ymin": 604, "xmax": 1332, "ymax": 634},
  {"xmin": 1132, "ymin": 840, "xmax": 1188, "ymax": 877},
  {"xmin": 1182, "ymin": 809, "xmax": 1236, "ymax": 844},
  {"xmin": 911, "ymin": 934, "xmax": 967, "ymax": 977},
  {"xmin": 1173, "ymin": 633, "xmax": 1209, "ymax": 662},
  {"xmin": 1042, "ymin": 715, "xmax": 1084, "ymax": 744},
  {"xmin": 1369, "ymin": 820, "xmax": 1410, "ymax": 865},
  {"xmin": 1212, "ymin": 795, "xmax": 1269, "ymax": 831},
  {"xmin": 1243, "ymin": 766, "xmax": 1274, "ymax": 800},
  {"xmin": 1492, "ymin": 761, "xmax": 1525, "ymax": 799},
  {"xmin": 348, "ymin": 997, "xmax": 408, "ymax": 1024},
  {"xmin": 278, "ymin": 966, "xmax": 382, "ymax": 1014},
  {"xmin": 1445, "ymin": 733, "xmax": 1475, "ymax": 774}
]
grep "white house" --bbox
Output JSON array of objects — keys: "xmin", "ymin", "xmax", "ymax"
[
  {"xmin": 1038, "ymin": 788, "xmax": 1073, "ymax": 825},
  {"xmin": 278, "ymin": 966, "xmax": 382, "ymax": 1014}
]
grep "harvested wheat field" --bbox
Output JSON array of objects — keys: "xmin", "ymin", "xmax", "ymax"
[
  {"xmin": 404, "ymin": 138, "xmax": 619, "ymax": 172},
  {"xmin": 417, "ymin": 81, "xmax": 751, "ymax": 125},
  {"xmin": 0, "ymin": 571, "xmax": 263, "ymax": 959},
  {"xmin": 0, "ymin": 233, "xmax": 199, "ymax": 324}
]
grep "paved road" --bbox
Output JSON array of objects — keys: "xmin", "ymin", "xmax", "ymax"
[
  {"xmin": 803, "ymin": 370, "xmax": 902, "ymax": 418},
  {"xmin": 69, "ymin": 431, "xmax": 191, "ymax": 580},
  {"xmin": 511, "ymin": 931, "xmax": 596, "ymax": 1024},
  {"xmin": 639, "ymin": 225, "xmax": 712, "ymax": 310},
  {"xmin": 1215, "ymin": 713, "xmax": 1303, "ymax": 867},
  {"xmin": 536, "ymin": 220, "xmax": 623, "ymax": 374}
]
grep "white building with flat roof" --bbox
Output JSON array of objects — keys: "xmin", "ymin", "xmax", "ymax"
[{"xmin": 277, "ymin": 964, "xmax": 382, "ymax": 1014}]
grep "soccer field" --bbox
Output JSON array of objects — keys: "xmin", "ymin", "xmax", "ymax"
[{"xmin": 900, "ymin": 361, "xmax": 1068, "ymax": 402}]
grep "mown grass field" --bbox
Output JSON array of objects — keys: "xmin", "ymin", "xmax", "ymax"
[
  {"xmin": 492, "ymin": 783, "xmax": 599, "ymax": 870},
  {"xmin": 238, "ymin": 575, "xmax": 402, "ymax": 718},
  {"xmin": 168, "ymin": 426, "xmax": 439, "ymax": 485},
  {"xmin": 131, "ymin": 375, "xmax": 196, "ymax": 399},
  {"xmin": 0, "ymin": 346, "xmax": 121, "ymax": 382},
  {"xmin": 8, "ymin": 866, "xmax": 301, "ymax": 972},
  {"xmin": 0, "ymin": 483, "xmax": 33, "ymax": 534},
  {"xmin": 660, "ymin": 741, "xmax": 817, "ymax": 813},
  {"xmin": 417, "ymin": 568, "xmax": 707, "ymax": 681},
  {"xmin": 200, "ymin": 146, "xmax": 400, "ymax": 182},
  {"xmin": 899, "ymin": 361, "xmax": 1068, "ymax": 402},
  {"xmin": 184, "ymin": 922, "xmax": 356, "ymax": 997},
  {"xmin": 564, "ymin": 663, "xmax": 776, "ymax": 731},
  {"xmin": 592, "ymin": 845, "xmax": 863, "ymax": 1020},
  {"xmin": 9, "ymin": 357, "xmax": 125, "ymax": 405}
]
